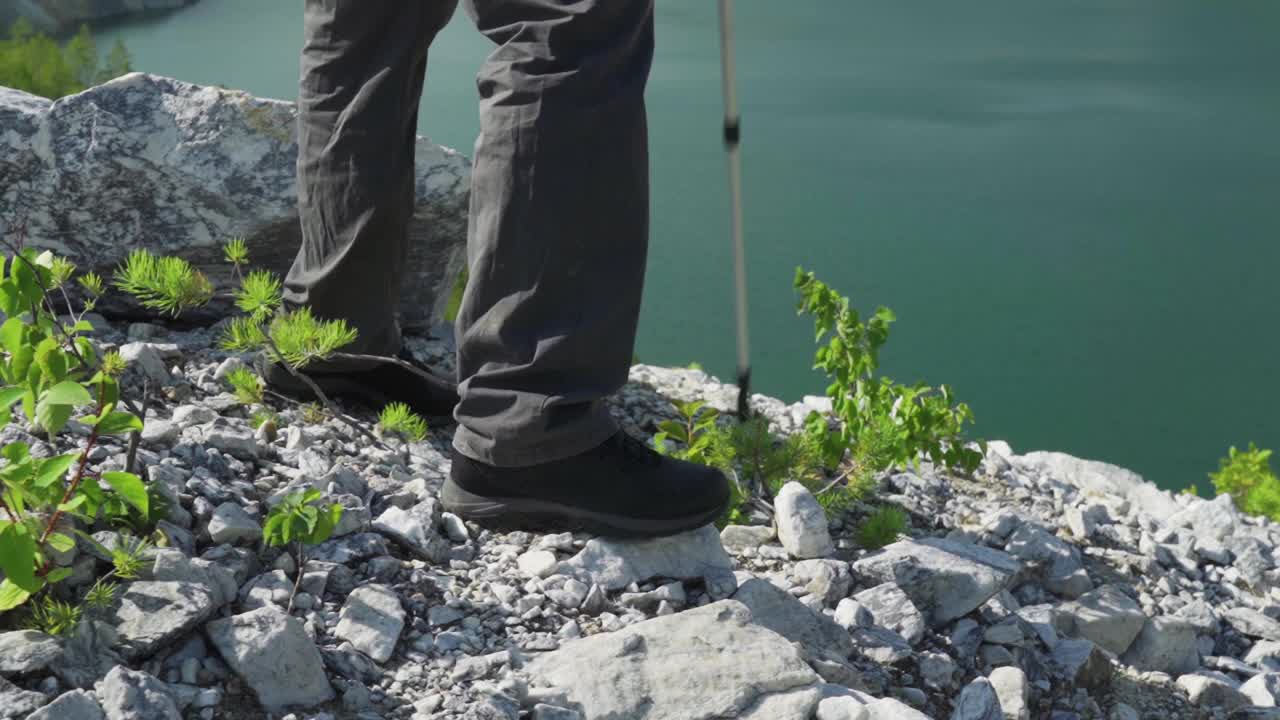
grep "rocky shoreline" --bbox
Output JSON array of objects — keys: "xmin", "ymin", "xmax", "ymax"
[
  {"xmin": 0, "ymin": 0, "xmax": 199, "ymax": 35},
  {"xmin": 0, "ymin": 316, "xmax": 1277, "ymax": 720}
]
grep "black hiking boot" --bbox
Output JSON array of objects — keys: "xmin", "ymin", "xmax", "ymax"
[
  {"xmin": 262, "ymin": 348, "xmax": 458, "ymax": 421},
  {"xmin": 442, "ymin": 430, "xmax": 731, "ymax": 538}
]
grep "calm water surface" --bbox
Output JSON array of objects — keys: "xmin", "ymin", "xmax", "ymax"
[{"xmin": 95, "ymin": 0, "xmax": 1280, "ymax": 492}]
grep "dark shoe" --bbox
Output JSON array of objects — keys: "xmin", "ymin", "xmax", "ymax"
[
  {"xmin": 442, "ymin": 430, "xmax": 730, "ymax": 538},
  {"xmin": 262, "ymin": 348, "xmax": 457, "ymax": 421}
]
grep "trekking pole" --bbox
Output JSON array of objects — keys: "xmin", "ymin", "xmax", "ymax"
[{"xmin": 717, "ymin": 0, "xmax": 752, "ymax": 421}]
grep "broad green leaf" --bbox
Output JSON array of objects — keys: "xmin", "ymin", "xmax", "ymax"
[
  {"xmin": 0, "ymin": 318, "xmax": 24, "ymax": 354},
  {"xmin": 11, "ymin": 256, "xmax": 41, "ymax": 306},
  {"xmin": 57, "ymin": 495, "xmax": 87, "ymax": 513},
  {"xmin": 35, "ymin": 401, "xmax": 73, "ymax": 436},
  {"xmin": 0, "ymin": 386, "xmax": 22, "ymax": 410},
  {"xmin": 2, "ymin": 442, "xmax": 30, "ymax": 465},
  {"xmin": 45, "ymin": 533, "xmax": 75, "ymax": 553},
  {"xmin": 0, "ymin": 523, "xmax": 39, "ymax": 592},
  {"xmin": 35, "ymin": 454, "xmax": 78, "ymax": 488},
  {"xmin": 0, "ymin": 578, "xmax": 32, "ymax": 611},
  {"xmin": 96, "ymin": 412, "xmax": 142, "ymax": 436},
  {"xmin": 44, "ymin": 567, "xmax": 72, "ymax": 584},
  {"xmin": 101, "ymin": 471, "xmax": 147, "ymax": 517},
  {"xmin": 262, "ymin": 513, "xmax": 286, "ymax": 546},
  {"xmin": 69, "ymin": 320, "xmax": 94, "ymax": 334},
  {"xmin": 43, "ymin": 381, "xmax": 93, "ymax": 407},
  {"xmin": 0, "ymin": 281, "xmax": 20, "ymax": 317}
]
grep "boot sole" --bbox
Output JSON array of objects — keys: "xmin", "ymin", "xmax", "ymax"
[
  {"xmin": 265, "ymin": 366, "xmax": 456, "ymax": 424},
  {"xmin": 442, "ymin": 477, "xmax": 726, "ymax": 539}
]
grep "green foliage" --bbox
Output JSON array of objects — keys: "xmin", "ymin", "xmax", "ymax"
[
  {"xmin": 0, "ymin": 246, "xmax": 148, "ymax": 614},
  {"xmin": 23, "ymin": 594, "xmax": 81, "ymax": 636},
  {"xmin": 263, "ymin": 309, "xmax": 358, "ymax": 369},
  {"xmin": 234, "ymin": 271, "xmax": 282, "ymax": 322},
  {"xmin": 263, "ymin": 489, "xmax": 344, "ymax": 548},
  {"xmin": 378, "ymin": 402, "xmax": 428, "ymax": 442},
  {"xmin": 223, "ymin": 238, "xmax": 249, "ymax": 267},
  {"xmin": 218, "ymin": 316, "xmax": 267, "ymax": 354},
  {"xmin": 794, "ymin": 268, "xmax": 982, "ymax": 475},
  {"xmin": 114, "ymin": 250, "xmax": 214, "ymax": 317},
  {"xmin": 225, "ymin": 366, "xmax": 264, "ymax": 405},
  {"xmin": 0, "ymin": 21, "xmax": 133, "ymax": 100},
  {"xmin": 99, "ymin": 350, "xmax": 125, "ymax": 378},
  {"xmin": 653, "ymin": 400, "xmax": 721, "ymax": 465},
  {"xmin": 1211, "ymin": 443, "xmax": 1280, "ymax": 520},
  {"xmin": 250, "ymin": 409, "xmax": 278, "ymax": 431},
  {"xmin": 108, "ymin": 535, "xmax": 150, "ymax": 579},
  {"xmin": 299, "ymin": 403, "xmax": 327, "ymax": 425},
  {"xmin": 83, "ymin": 577, "xmax": 118, "ymax": 611},
  {"xmin": 856, "ymin": 506, "xmax": 907, "ymax": 550}
]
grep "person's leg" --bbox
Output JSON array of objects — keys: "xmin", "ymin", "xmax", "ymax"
[
  {"xmin": 453, "ymin": 0, "xmax": 655, "ymax": 466},
  {"xmin": 273, "ymin": 0, "xmax": 459, "ymax": 417},
  {"xmin": 444, "ymin": 0, "xmax": 729, "ymax": 537}
]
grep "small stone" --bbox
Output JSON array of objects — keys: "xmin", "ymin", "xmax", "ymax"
[
  {"xmin": 793, "ymin": 559, "xmax": 852, "ymax": 606},
  {"xmin": 774, "ymin": 482, "xmax": 834, "ymax": 559},
  {"xmin": 989, "ymin": 667, "xmax": 1030, "ymax": 720},
  {"xmin": 141, "ymin": 418, "xmax": 180, "ymax": 444},
  {"xmin": 205, "ymin": 607, "xmax": 335, "ymax": 712},
  {"xmin": 335, "ymin": 585, "xmax": 405, "ymax": 664},
  {"xmin": 428, "ymin": 605, "xmax": 465, "ymax": 627},
  {"xmin": 834, "ymin": 598, "xmax": 874, "ymax": 630},
  {"xmin": 172, "ymin": 405, "xmax": 218, "ymax": 428},
  {"xmin": 208, "ymin": 502, "xmax": 261, "ymax": 545},
  {"xmin": 95, "ymin": 666, "xmax": 180, "ymax": 720},
  {"xmin": 0, "ymin": 630, "xmax": 64, "ymax": 675},
  {"xmin": 1063, "ymin": 585, "xmax": 1146, "ymax": 656},
  {"xmin": 119, "ymin": 343, "xmax": 171, "ymax": 386},
  {"xmin": 1175, "ymin": 673, "xmax": 1249, "ymax": 710},
  {"xmin": 1241, "ymin": 673, "xmax": 1280, "ymax": 707},
  {"xmin": 1120, "ymin": 616, "xmax": 1199, "ymax": 675},
  {"xmin": 518, "ymin": 550, "xmax": 559, "ymax": 579},
  {"xmin": 918, "ymin": 652, "xmax": 958, "ymax": 690},
  {"xmin": 853, "ymin": 583, "xmax": 926, "ymax": 645},
  {"xmin": 720, "ymin": 524, "xmax": 776, "ymax": 550},
  {"xmin": 23, "ymin": 689, "xmax": 104, "ymax": 720},
  {"xmin": 951, "ymin": 677, "xmax": 1001, "ymax": 720},
  {"xmin": 1053, "ymin": 639, "xmax": 1112, "ymax": 692},
  {"xmin": 213, "ymin": 356, "xmax": 248, "ymax": 381},
  {"xmin": 441, "ymin": 512, "xmax": 470, "ymax": 543}
]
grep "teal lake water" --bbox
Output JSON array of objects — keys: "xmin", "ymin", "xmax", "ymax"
[{"xmin": 94, "ymin": 0, "xmax": 1280, "ymax": 493}]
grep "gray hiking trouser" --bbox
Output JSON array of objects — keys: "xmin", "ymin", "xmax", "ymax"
[{"xmin": 284, "ymin": 0, "xmax": 654, "ymax": 467}]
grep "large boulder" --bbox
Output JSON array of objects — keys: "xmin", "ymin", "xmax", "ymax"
[
  {"xmin": 525, "ymin": 600, "xmax": 821, "ymax": 719},
  {"xmin": 1, "ymin": 73, "xmax": 469, "ymax": 331},
  {"xmin": 732, "ymin": 578, "xmax": 855, "ymax": 659},
  {"xmin": 852, "ymin": 538, "xmax": 1023, "ymax": 625}
]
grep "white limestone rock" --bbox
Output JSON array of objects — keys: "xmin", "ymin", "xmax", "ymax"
[{"xmin": 775, "ymin": 482, "xmax": 835, "ymax": 559}]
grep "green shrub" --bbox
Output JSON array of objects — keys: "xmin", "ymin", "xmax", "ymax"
[
  {"xmin": 378, "ymin": 402, "xmax": 428, "ymax": 443},
  {"xmin": 0, "ymin": 20, "xmax": 133, "ymax": 100},
  {"xmin": 794, "ymin": 268, "xmax": 982, "ymax": 475},
  {"xmin": 1211, "ymin": 443, "xmax": 1280, "ymax": 520},
  {"xmin": 0, "ymin": 247, "xmax": 148, "ymax": 614},
  {"xmin": 856, "ymin": 506, "xmax": 907, "ymax": 550}
]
